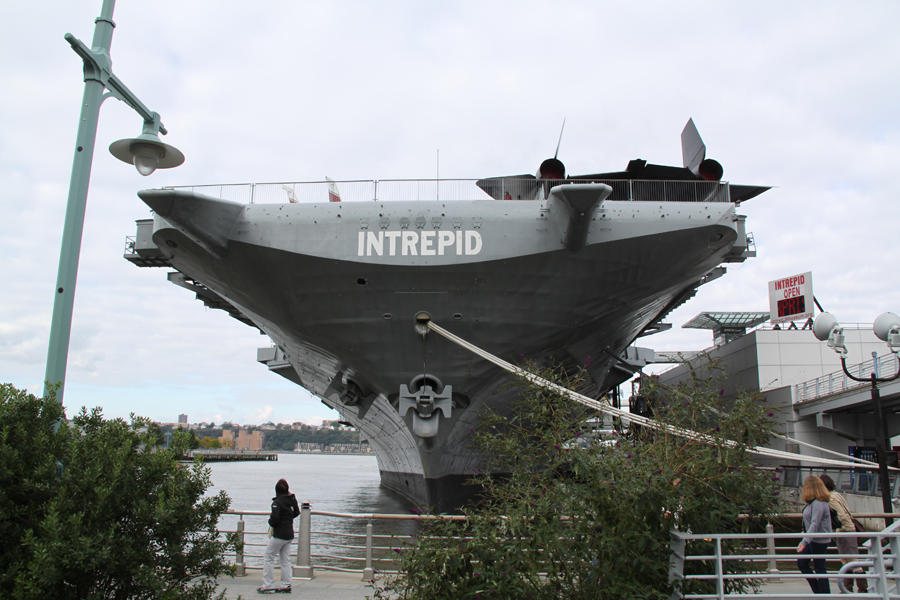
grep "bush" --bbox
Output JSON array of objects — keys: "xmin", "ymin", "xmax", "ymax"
[
  {"xmin": 0, "ymin": 383, "xmax": 239, "ymax": 599},
  {"xmin": 372, "ymin": 361, "xmax": 780, "ymax": 599}
]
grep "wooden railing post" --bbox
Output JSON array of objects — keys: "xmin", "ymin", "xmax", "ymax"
[
  {"xmin": 293, "ymin": 502, "xmax": 314, "ymax": 579},
  {"xmin": 362, "ymin": 521, "xmax": 375, "ymax": 581}
]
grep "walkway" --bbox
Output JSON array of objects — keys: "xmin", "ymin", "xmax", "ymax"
[
  {"xmin": 216, "ymin": 570, "xmax": 376, "ymax": 599},
  {"xmin": 214, "ymin": 570, "xmax": 851, "ymax": 599}
]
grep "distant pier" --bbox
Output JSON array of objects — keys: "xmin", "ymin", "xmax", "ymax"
[{"xmin": 187, "ymin": 450, "xmax": 277, "ymax": 462}]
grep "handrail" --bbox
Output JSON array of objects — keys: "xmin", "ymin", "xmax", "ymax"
[
  {"xmin": 780, "ymin": 464, "xmax": 900, "ymax": 503},
  {"xmin": 221, "ymin": 506, "xmax": 900, "ymax": 596},
  {"xmin": 669, "ymin": 528, "xmax": 900, "ymax": 598},
  {"xmin": 651, "ymin": 322, "xmax": 882, "ymax": 379},
  {"xmin": 221, "ymin": 507, "xmax": 418, "ymax": 579},
  {"xmin": 163, "ymin": 178, "xmax": 732, "ymax": 205},
  {"xmin": 796, "ymin": 352, "xmax": 900, "ymax": 403}
]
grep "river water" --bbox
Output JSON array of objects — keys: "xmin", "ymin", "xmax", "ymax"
[{"xmin": 206, "ymin": 453, "xmax": 417, "ymax": 568}]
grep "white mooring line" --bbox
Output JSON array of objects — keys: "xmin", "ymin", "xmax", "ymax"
[{"xmin": 425, "ymin": 320, "xmax": 882, "ymax": 470}]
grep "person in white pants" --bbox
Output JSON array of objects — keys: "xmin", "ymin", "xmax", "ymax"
[
  {"xmin": 261, "ymin": 537, "xmax": 293, "ymax": 592},
  {"xmin": 259, "ymin": 479, "xmax": 300, "ymax": 594}
]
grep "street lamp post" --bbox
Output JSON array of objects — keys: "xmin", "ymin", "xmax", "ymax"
[
  {"xmin": 814, "ymin": 311, "xmax": 900, "ymax": 524},
  {"xmin": 44, "ymin": 0, "xmax": 184, "ymax": 404}
]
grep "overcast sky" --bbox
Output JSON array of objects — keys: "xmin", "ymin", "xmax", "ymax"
[{"xmin": 2, "ymin": 1, "xmax": 899, "ymax": 427}]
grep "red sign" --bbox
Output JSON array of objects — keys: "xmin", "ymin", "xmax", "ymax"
[{"xmin": 768, "ymin": 272, "xmax": 814, "ymax": 324}]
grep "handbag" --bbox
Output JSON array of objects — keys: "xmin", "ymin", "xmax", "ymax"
[
  {"xmin": 830, "ymin": 508, "xmax": 842, "ymax": 531},
  {"xmin": 802, "ymin": 502, "xmax": 841, "ymax": 533},
  {"xmin": 836, "ymin": 493, "xmax": 865, "ymax": 533}
]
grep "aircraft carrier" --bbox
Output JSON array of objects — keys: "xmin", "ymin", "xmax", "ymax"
[{"xmin": 125, "ymin": 120, "xmax": 768, "ymax": 512}]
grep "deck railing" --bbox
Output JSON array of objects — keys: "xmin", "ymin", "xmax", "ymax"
[
  {"xmin": 163, "ymin": 178, "xmax": 731, "ymax": 205},
  {"xmin": 218, "ymin": 504, "xmax": 442, "ymax": 578},
  {"xmin": 781, "ymin": 465, "xmax": 900, "ymax": 503},
  {"xmin": 669, "ymin": 525, "xmax": 900, "ymax": 598},
  {"xmin": 795, "ymin": 353, "xmax": 900, "ymax": 403},
  {"xmin": 220, "ymin": 504, "xmax": 900, "ymax": 597}
]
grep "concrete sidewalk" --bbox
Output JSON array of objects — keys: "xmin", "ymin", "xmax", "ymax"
[
  {"xmin": 757, "ymin": 575, "xmax": 859, "ymax": 596},
  {"xmin": 216, "ymin": 570, "xmax": 378, "ymax": 599},
  {"xmin": 215, "ymin": 570, "xmax": 863, "ymax": 599}
]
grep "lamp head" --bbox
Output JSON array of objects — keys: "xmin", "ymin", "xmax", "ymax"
[
  {"xmin": 110, "ymin": 133, "xmax": 185, "ymax": 176},
  {"xmin": 813, "ymin": 312, "xmax": 839, "ymax": 341},
  {"xmin": 874, "ymin": 312, "xmax": 900, "ymax": 353},
  {"xmin": 109, "ymin": 114, "xmax": 184, "ymax": 176},
  {"xmin": 813, "ymin": 312, "xmax": 847, "ymax": 358}
]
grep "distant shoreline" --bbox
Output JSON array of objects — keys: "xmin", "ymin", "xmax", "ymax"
[
  {"xmin": 190, "ymin": 450, "xmax": 374, "ymax": 457},
  {"xmin": 279, "ymin": 450, "xmax": 374, "ymax": 457}
]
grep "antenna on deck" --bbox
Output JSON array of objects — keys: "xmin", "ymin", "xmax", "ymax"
[{"xmin": 554, "ymin": 118, "xmax": 566, "ymax": 159}]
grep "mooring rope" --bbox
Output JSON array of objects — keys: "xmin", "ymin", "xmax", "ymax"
[
  {"xmin": 771, "ymin": 432, "xmax": 880, "ymax": 469},
  {"xmin": 426, "ymin": 320, "xmax": 881, "ymax": 470}
]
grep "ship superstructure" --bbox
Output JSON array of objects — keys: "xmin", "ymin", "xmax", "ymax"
[{"xmin": 125, "ymin": 120, "xmax": 768, "ymax": 512}]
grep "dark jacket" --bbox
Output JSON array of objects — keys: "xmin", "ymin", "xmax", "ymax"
[{"xmin": 268, "ymin": 492, "xmax": 300, "ymax": 540}]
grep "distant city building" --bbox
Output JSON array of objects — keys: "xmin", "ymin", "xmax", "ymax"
[
  {"xmin": 296, "ymin": 442, "xmax": 324, "ymax": 452},
  {"xmin": 178, "ymin": 414, "xmax": 188, "ymax": 424},
  {"xmin": 219, "ymin": 429, "xmax": 264, "ymax": 450},
  {"xmin": 294, "ymin": 442, "xmax": 372, "ymax": 454},
  {"xmin": 328, "ymin": 443, "xmax": 372, "ymax": 454},
  {"xmin": 219, "ymin": 430, "xmax": 235, "ymax": 449},
  {"xmin": 235, "ymin": 429, "xmax": 264, "ymax": 451}
]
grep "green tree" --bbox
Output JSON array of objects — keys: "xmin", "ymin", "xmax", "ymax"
[
  {"xmin": 373, "ymin": 361, "xmax": 780, "ymax": 599},
  {"xmin": 199, "ymin": 436, "xmax": 222, "ymax": 449},
  {"xmin": 0, "ymin": 383, "xmax": 239, "ymax": 599}
]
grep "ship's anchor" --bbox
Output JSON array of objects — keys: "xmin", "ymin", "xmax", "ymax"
[{"xmin": 398, "ymin": 374, "xmax": 452, "ymax": 438}]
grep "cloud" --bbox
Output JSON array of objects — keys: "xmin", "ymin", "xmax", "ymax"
[
  {"xmin": 249, "ymin": 405, "xmax": 274, "ymax": 425},
  {"xmin": 2, "ymin": 0, "xmax": 899, "ymax": 424}
]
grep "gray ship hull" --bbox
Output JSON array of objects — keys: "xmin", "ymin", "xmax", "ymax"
[{"xmin": 129, "ymin": 183, "xmax": 753, "ymax": 512}]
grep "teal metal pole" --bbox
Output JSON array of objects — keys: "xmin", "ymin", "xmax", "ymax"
[{"xmin": 43, "ymin": 0, "xmax": 117, "ymax": 403}]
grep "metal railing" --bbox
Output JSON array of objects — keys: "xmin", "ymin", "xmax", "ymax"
[
  {"xmin": 796, "ymin": 353, "xmax": 900, "ymax": 403},
  {"xmin": 218, "ymin": 504, "xmax": 443, "ymax": 578},
  {"xmin": 163, "ymin": 178, "xmax": 732, "ymax": 205},
  {"xmin": 669, "ymin": 521, "xmax": 900, "ymax": 598},
  {"xmin": 780, "ymin": 465, "xmax": 900, "ymax": 502},
  {"xmin": 221, "ymin": 503, "xmax": 900, "ymax": 596}
]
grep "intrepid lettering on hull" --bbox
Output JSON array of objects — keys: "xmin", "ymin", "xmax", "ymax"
[{"xmin": 357, "ymin": 230, "xmax": 483, "ymax": 257}]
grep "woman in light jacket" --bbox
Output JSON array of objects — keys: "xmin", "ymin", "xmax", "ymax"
[
  {"xmin": 820, "ymin": 474, "xmax": 867, "ymax": 593},
  {"xmin": 797, "ymin": 475, "xmax": 832, "ymax": 594}
]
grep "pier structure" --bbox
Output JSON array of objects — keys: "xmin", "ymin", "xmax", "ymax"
[
  {"xmin": 657, "ymin": 321, "xmax": 900, "ymax": 487},
  {"xmin": 186, "ymin": 450, "xmax": 277, "ymax": 462}
]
